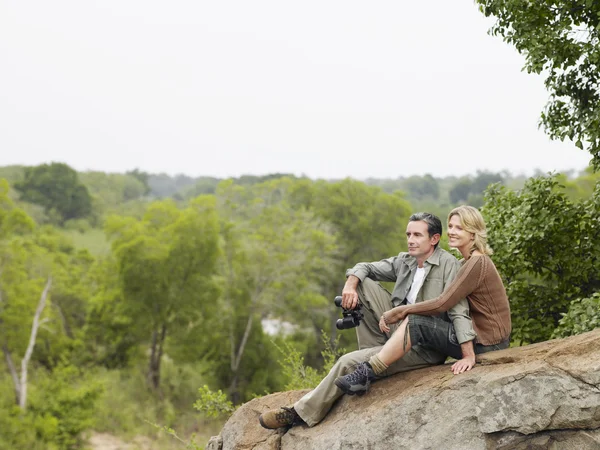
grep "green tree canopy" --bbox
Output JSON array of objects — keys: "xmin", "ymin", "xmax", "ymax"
[
  {"xmin": 14, "ymin": 163, "xmax": 93, "ymax": 224},
  {"xmin": 403, "ymin": 174, "xmax": 440, "ymax": 201},
  {"xmin": 206, "ymin": 178, "xmax": 339, "ymax": 402},
  {"xmin": 105, "ymin": 197, "xmax": 220, "ymax": 390}
]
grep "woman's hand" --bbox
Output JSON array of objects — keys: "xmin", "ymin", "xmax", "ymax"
[
  {"xmin": 450, "ymin": 355, "xmax": 476, "ymax": 375},
  {"xmin": 379, "ymin": 306, "xmax": 409, "ymax": 333},
  {"xmin": 379, "ymin": 314, "xmax": 390, "ymax": 333}
]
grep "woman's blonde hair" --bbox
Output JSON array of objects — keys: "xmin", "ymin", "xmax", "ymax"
[{"xmin": 448, "ymin": 205, "xmax": 493, "ymax": 255}]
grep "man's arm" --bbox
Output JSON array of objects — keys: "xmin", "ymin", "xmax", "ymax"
[
  {"xmin": 342, "ymin": 255, "xmax": 400, "ymax": 309},
  {"xmin": 345, "ymin": 256, "xmax": 400, "ymax": 284}
]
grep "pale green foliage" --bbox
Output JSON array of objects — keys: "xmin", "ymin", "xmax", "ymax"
[
  {"xmin": 79, "ymin": 170, "xmax": 149, "ymax": 220},
  {"xmin": 27, "ymin": 364, "xmax": 103, "ymax": 449},
  {"xmin": 105, "ymin": 197, "xmax": 221, "ymax": 388},
  {"xmin": 0, "ymin": 178, "xmax": 35, "ymax": 238},
  {"xmin": 149, "ymin": 423, "xmax": 203, "ymax": 450},
  {"xmin": 277, "ymin": 332, "xmax": 345, "ymax": 391},
  {"xmin": 310, "ymin": 178, "xmax": 412, "ymax": 267},
  {"xmin": 556, "ymin": 166, "xmax": 600, "ymax": 200},
  {"xmin": 477, "ymin": 0, "xmax": 600, "ymax": 167},
  {"xmin": 209, "ymin": 178, "xmax": 341, "ymax": 402},
  {"xmin": 553, "ymin": 293, "xmax": 600, "ymax": 338},
  {"xmin": 0, "ymin": 188, "xmax": 101, "ymax": 448},
  {"xmin": 193, "ymin": 385, "xmax": 235, "ymax": 418}
]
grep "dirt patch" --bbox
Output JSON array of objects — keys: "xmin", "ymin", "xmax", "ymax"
[{"xmin": 88, "ymin": 432, "xmax": 153, "ymax": 450}]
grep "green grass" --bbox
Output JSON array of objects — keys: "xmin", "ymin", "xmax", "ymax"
[{"xmin": 61, "ymin": 228, "xmax": 111, "ymax": 256}]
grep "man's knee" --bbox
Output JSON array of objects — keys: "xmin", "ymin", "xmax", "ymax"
[
  {"xmin": 336, "ymin": 352, "xmax": 362, "ymax": 371},
  {"xmin": 336, "ymin": 348, "xmax": 379, "ymax": 372}
]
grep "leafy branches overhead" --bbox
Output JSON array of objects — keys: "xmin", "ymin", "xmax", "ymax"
[{"xmin": 476, "ymin": 0, "xmax": 600, "ymax": 167}]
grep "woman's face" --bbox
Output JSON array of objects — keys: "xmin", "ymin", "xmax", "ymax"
[{"xmin": 447, "ymin": 215, "xmax": 474, "ymax": 250}]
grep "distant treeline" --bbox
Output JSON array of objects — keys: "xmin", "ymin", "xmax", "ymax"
[{"xmin": 0, "ymin": 163, "xmax": 593, "ymax": 229}]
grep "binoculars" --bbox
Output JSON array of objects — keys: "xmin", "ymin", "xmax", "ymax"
[{"xmin": 334, "ymin": 295, "xmax": 364, "ymax": 330}]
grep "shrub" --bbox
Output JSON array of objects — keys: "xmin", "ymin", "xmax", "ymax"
[{"xmin": 552, "ymin": 293, "xmax": 600, "ymax": 338}]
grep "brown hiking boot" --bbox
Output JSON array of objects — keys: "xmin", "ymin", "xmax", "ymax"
[{"xmin": 259, "ymin": 406, "xmax": 304, "ymax": 429}]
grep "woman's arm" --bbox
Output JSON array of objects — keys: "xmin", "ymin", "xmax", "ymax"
[{"xmin": 383, "ymin": 256, "xmax": 485, "ymax": 324}]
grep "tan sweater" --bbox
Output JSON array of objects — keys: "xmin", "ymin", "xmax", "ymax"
[{"xmin": 390, "ymin": 255, "xmax": 511, "ymax": 345}]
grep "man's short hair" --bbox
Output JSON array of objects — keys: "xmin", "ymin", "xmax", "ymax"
[{"xmin": 409, "ymin": 212, "xmax": 442, "ymax": 248}]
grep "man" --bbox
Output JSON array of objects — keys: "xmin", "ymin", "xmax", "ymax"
[{"xmin": 259, "ymin": 212, "xmax": 477, "ymax": 429}]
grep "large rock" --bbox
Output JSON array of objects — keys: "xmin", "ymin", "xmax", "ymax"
[{"xmin": 210, "ymin": 329, "xmax": 600, "ymax": 449}]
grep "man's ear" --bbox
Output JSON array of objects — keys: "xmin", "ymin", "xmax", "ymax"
[{"xmin": 430, "ymin": 233, "xmax": 441, "ymax": 246}]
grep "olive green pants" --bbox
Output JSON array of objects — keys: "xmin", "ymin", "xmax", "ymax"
[{"xmin": 294, "ymin": 279, "xmax": 447, "ymax": 427}]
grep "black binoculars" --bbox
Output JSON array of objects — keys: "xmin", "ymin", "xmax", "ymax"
[{"xmin": 334, "ymin": 295, "xmax": 364, "ymax": 330}]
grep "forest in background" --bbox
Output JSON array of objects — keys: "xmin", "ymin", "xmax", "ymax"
[
  {"xmin": 1, "ymin": 162, "xmax": 600, "ymax": 449},
  {"xmin": 4, "ymin": 0, "xmax": 600, "ymax": 447}
]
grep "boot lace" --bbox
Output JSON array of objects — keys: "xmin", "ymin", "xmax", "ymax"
[{"xmin": 345, "ymin": 362, "xmax": 372, "ymax": 387}]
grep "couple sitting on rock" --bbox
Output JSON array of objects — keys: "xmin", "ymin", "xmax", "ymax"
[{"xmin": 260, "ymin": 206, "xmax": 512, "ymax": 429}]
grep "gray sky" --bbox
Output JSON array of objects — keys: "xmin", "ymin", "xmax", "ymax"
[{"xmin": 0, "ymin": 1, "xmax": 592, "ymax": 180}]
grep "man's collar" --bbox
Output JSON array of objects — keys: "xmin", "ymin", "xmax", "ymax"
[{"xmin": 406, "ymin": 246, "xmax": 442, "ymax": 270}]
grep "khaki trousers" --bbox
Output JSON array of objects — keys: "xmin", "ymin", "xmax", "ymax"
[{"xmin": 294, "ymin": 279, "xmax": 447, "ymax": 427}]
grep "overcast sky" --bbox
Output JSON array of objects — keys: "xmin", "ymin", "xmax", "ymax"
[{"xmin": 0, "ymin": 1, "xmax": 592, "ymax": 180}]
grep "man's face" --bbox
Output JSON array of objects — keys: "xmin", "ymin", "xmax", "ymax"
[{"xmin": 406, "ymin": 220, "xmax": 440, "ymax": 260}]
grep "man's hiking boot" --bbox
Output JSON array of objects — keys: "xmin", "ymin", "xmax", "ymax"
[
  {"xmin": 259, "ymin": 406, "xmax": 304, "ymax": 429},
  {"xmin": 334, "ymin": 361, "xmax": 377, "ymax": 395}
]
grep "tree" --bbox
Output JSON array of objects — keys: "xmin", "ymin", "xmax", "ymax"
[
  {"xmin": 209, "ymin": 178, "xmax": 339, "ymax": 402},
  {"xmin": 472, "ymin": 171, "xmax": 505, "ymax": 193},
  {"xmin": 14, "ymin": 163, "xmax": 93, "ymax": 224},
  {"xmin": 105, "ymin": 197, "xmax": 220, "ymax": 390},
  {"xmin": 403, "ymin": 174, "xmax": 440, "ymax": 200},
  {"xmin": 299, "ymin": 178, "xmax": 412, "ymax": 352},
  {"xmin": 126, "ymin": 168, "xmax": 151, "ymax": 195},
  {"xmin": 476, "ymin": 1, "xmax": 600, "ymax": 167},
  {"xmin": 449, "ymin": 178, "xmax": 473, "ymax": 204},
  {"xmin": 482, "ymin": 174, "xmax": 600, "ymax": 343},
  {"xmin": 1, "ymin": 204, "xmax": 96, "ymax": 412}
]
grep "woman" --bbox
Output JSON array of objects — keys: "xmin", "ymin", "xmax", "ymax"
[{"xmin": 335, "ymin": 205, "xmax": 511, "ymax": 395}]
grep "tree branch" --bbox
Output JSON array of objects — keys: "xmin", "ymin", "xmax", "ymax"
[
  {"xmin": 2, "ymin": 343, "xmax": 20, "ymax": 405},
  {"xmin": 232, "ymin": 315, "xmax": 253, "ymax": 372},
  {"xmin": 229, "ymin": 322, "xmax": 236, "ymax": 372},
  {"xmin": 19, "ymin": 276, "xmax": 52, "ymax": 410}
]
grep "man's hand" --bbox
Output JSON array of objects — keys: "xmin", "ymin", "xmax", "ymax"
[
  {"xmin": 341, "ymin": 275, "xmax": 360, "ymax": 309},
  {"xmin": 450, "ymin": 355, "xmax": 476, "ymax": 374}
]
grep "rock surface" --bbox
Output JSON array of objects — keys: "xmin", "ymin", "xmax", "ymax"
[{"xmin": 210, "ymin": 329, "xmax": 600, "ymax": 449}]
